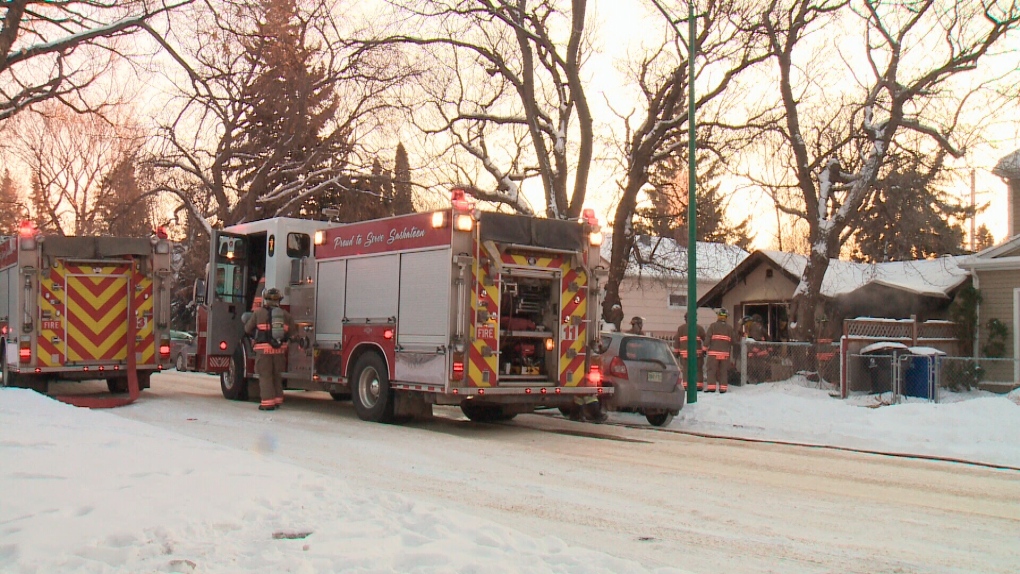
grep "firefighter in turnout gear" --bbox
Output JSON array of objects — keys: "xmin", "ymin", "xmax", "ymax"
[
  {"xmin": 705, "ymin": 308, "xmax": 735, "ymax": 393},
  {"xmin": 244, "ymin": 287, "xmax": 297, "ymax": 411},
  {"xmin": 627, "ymin": 316, "xmax": 645, "ymax": 335},
  {"xmin": 675, "ymin": 313, "xmax": 706, "ymax": 391},
  {"xmin": 743, "ymin": 314, "xmax": 769, "ymax": 384}
]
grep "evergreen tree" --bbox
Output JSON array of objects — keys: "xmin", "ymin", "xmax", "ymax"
[
  {"xmin": 0, "ymin": 169, "xmax": 28, "ymax": 236},
  {"xmin": 640, "ymin": 155, "xmax": 753, "ymax": 249},
  {"xmin": 850, "ymin": 158, "xmax": 969, "ymax": 262},
  {"xmin": 972, "ymin": 224, "xmax": 995, "ymax": 252},
  {"xmin": 231, "ymin": 0, "xmax": 351, "ymax": 221},
  {"xmin": 392, "ymin": 143, "xmax": 415, "ymax": 215},
  {"xmin": 100, "ymin": 154, "xmax": 155, "ymax": 237}
]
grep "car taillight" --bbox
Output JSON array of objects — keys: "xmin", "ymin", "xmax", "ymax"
[
  {"xmin": 19, "ymin": 341, "xmax": 31, "ymax": 363},
  {"xmin": 609, "ymin": 356, "xmax": 628, "ymax": 378},
  {"xmin": 587, "ymin": 364, "xmax": 601, "ymax": 386}
]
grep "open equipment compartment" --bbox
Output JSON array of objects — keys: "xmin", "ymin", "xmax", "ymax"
[{"xmin": 498, "ymin": 274, "xmax": 557, "ymax": 382}]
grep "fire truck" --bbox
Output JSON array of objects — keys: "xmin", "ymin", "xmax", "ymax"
[
  {"xmin": 0, "ymin": 222, "xmax": 174, "ymax": 405},
  {"xmin": 195, "ymin": 190, "xmax": 609, "ymax": 422}
]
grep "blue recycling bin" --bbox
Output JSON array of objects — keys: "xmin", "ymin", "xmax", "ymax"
[
  {"xmin": 903, "ymin": 356, "xmax": 933, "ymax": 398},
  {"xmin": 902, "ymin": 347, "xmax": 946, "ymax": 399}
]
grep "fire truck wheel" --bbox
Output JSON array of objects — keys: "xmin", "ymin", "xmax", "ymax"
[
  {"xmin": 461, "ymin": 404, "xmax": 516, "ymax": 422},
  {"xmin": 645, "ymin": 412, "xmax": 674, "ymax": 427},
  {"xmin": 351, "ymin": 353, "xmax": 394, "ymax": 423},
  {"xmin": 0, "ymin": 346, "xmax": 16, "ymax": 388},
  {"xmin": 107, "ymin": 378, "xmax": 129, "ymax": 393},
  {"xmin": 220, "ymin": 347, "xmax": 250, "ymax": 401}
]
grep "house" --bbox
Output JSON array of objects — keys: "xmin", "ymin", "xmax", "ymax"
[
  {"xmin": 698, "ymin": 250, "xmax": 972, "ymax": 342},
  {"xmin": 601, "ymin": 235, "xmax": 749, "ymax": 337},
  {"xmin": 956, "ymin": 148, "xmax": 1020, "ymax": 388}
]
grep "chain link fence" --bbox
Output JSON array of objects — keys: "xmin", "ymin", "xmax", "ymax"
[
  {"xmin": 737, "ymin": 340, "xmax": 841, "ymax": 389},
  {"xmin": 845, "ymin": 353, "xmax": 1018, "ymax": 403}
]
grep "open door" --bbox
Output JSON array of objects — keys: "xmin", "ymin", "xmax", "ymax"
[{"xmin": 205, "ymin": 231, "xmax": 251, "ymax": 366}]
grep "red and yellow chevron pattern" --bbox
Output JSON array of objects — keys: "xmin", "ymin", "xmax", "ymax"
[
  {"xmin": 36, "ymin": 260, "xmax": 154, "ymax": 367},
  {"xmin": 468, "ymin": 248, "xmax": 499, "ymax": 387},
  {"xmin": 559, "ymin": 266, "xmax": 588, "ymax": 387}
]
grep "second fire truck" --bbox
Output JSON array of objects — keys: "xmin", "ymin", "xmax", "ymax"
[{"xmin": 191, "ymin": 190, "xmax": 609, "ymax": 422}]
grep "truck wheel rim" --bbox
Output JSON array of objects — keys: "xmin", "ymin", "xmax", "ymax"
[
  {"xmin": 225, "ymin": 361, "xmax": 237, "ymax": 389},
  {"xmin": 359, "ymin": 367, "xmax": 381, "ymax": 407}
]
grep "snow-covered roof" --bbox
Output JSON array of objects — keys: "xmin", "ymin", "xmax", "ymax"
[
  {"xmin": 601, "ymin": 234, "xmax": 749, "ymax": 282},
  {"xmin": 992, "ymin": 148, "xmax": 1020, "ymax": 180},
  {"xmin": 758, "ymin": 250, "xmax": 970, "ymax": 299}
]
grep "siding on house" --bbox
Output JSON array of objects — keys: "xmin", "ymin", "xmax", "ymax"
[
  {"xmin": 718, "ymin": 262, "xmax": 799, "ymax": 314},
  {"xmin": 976, "ymin": 269, "xmax": 1016, "ymax": 360},
  {"xmin": 618, "ymin": 277, "xmax": 717, "ymax": 336}
]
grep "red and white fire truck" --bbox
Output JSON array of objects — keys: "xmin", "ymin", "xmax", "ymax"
[
  {"xmin": 0, "ymin": 222, "xmax": 174, "ymax": 406},
  {"xmin": 193, "ymin": 190, "xmax": 609, "ymax": 422}
]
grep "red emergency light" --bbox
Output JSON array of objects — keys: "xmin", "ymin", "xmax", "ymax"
[
  {"xmin": 588, "ymin": 364, "xmax": 602, "ymax": 386},
  {"xmin": 159, "ymin": 344, "xmax": 171, "ymax": 358},
  {"xmin": 18, "ymin": 343, "xmax": 31, "ymax": 363},
  {"xmin": 219, "ymin": 341, "xmax": 227, "ymax": 351},
  {"xmin": 18, "ymin": 220, "xmax": 37, "ymax": 238},
  {"xmin": 383, "ymin": 329, "xmax": 394, "ymax": 340}
]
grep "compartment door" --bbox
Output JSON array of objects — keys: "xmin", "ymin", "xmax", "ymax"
[
  {"xmin": 397, "ymin": 249, "xmax": 450, "ymax": 348},
  {"xmin": 64, "ymin": 264, "xmax": 130, "ymax": 362}
]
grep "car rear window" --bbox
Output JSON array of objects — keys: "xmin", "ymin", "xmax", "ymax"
[{"xmin": 621, "ymin": 337, "xmax": 676, "ymax": 365}]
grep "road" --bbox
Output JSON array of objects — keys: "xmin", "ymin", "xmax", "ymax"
[{"xmin": 56, "ymin": 371, "xmax": 1020, "ymax": 573}]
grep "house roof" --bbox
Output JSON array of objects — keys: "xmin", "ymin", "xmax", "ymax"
[
  {"xmin": 699, "ymin": 250, "xmax": 970, "ymax": 306},
  {"xmin": 600, "ymin": 234, "xmax": 749, "ymax": 282},
  {"xmin": 959, "ymin": 233, "xmax": 1020, "ymax": 270},
  {"xmin": 992, "ymin": 149, "xmax": 1020, "ymax": 180}
]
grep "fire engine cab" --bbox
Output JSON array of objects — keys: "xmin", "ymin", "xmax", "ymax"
[
  {"xmin": 0, "ymin": 221, "xmax": 173, "ymax": 403},
  {"xmin": 198, "ymin": 190, "xmax": 609, "ymax": 422}
]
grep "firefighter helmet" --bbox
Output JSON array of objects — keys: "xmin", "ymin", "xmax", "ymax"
[
  {"xmin": 717, "ymin": 308, "xmax": 728, "ymax": 319},
  {"xmin": 264, "ymin": 287, "xmax": 283, "ymax": 302}
]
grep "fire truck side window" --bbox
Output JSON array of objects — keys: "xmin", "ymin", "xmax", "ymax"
[
  {"xmin": 214, "ymin": 236, "xmax": 248, "ymax": 303},
  {"xmin": 286, "ymin": 233, "xmax": 310, "ymax": 258}
]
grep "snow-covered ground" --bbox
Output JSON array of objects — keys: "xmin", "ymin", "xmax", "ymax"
[{"xmin": 2, "ymin": 378, "xmax": 1018, "ymax": 573}]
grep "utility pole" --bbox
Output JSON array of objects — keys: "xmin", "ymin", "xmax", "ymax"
[
  {"xmin": 685, "ymin": 0, "xmax": 698, "ymax": 406},
  {"xmin": 970, "ymin": 169, "xmax": 976, "ymax": 251}
]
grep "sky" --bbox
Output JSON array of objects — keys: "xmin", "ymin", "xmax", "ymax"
[{"xmin": 2, "ymin": 378, "xmax": 1018, "ymax": 573}]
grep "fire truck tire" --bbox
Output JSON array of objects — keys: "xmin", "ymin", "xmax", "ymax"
[
  {"xmin": 351, "ymin": 353, "xmax": 394, "ymax": 423},
  {"xmin": 220, "ymin": 347, "xmax": 250, "ymax": 401},
  {"xmin": 461, "ymin": 404, "xmax": 517, "ymax": 422},
  {"xmin": 107, "ymin": 378, "xmax": 129, "ymax": 393},
  {"xmin": 0, "ymin": 346, "xmax": 16, "ymax": 388},
  {"xmin": 645, "ymin": 412, "xmax": 674, "ymax": 427}
]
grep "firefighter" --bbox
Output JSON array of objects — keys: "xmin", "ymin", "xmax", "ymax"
[
  {"xmin": 743, "ymin": 314, "xmax": 769, "ymax": 384},
  {"xmin": 244, "ymin": 287, "xmax": 297, "ymax": 411},
  {"xmin": 704, "ymin": 308, "xmax": 735, "ymax": 393},
  {"xmin": 627, "ymin": 316, "xmax": 645, "ymax": 335},
  {"xmin": 675, "ymin": 312, "xmax": 706, "ymax": 391},
  {"xmin": 606, "ymin": 303, "xmax": 624, "ymax": 332}
]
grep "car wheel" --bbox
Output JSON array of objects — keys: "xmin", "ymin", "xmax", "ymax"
[
  {"xmin": 175, "ymin": 353, "xmax": 185, "ymax": 372},
  {"xmin": 646, "ymin": 412, "xmax": 674, "ymax": 427},
  {"xmin": 351, "ymin": 353, "xmax": 394, "ymax": 423},
  {"xmin": 220, "ymin": 346, "xmax": 249, "ymax": 401}
]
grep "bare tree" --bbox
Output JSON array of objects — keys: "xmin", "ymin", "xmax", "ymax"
[
  {"xmin": 149, "ymin": 0, "xmax": 414, "ymax": 233},
  {"xmin": 600, "ymin": 0, "xmax": 767, "ymax": 320},
  {"xmin": 386, "ymin": 0, "xmax": 595, "ymax": 219},
  {"xmin": 13, "ymin": 102, "xmax": 146, "ymax": 235},
  {"xmin": 752, "ymin": 0, "xmax": 1019, "ymax": 340},
  {"xmin": 0, "ymin": 0, "xmax": 191, "ymax": 120}
]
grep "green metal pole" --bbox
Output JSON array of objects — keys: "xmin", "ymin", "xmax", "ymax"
[{"xmin": 686, "ymin": 0, "xmax": 698, "ymax": 406}]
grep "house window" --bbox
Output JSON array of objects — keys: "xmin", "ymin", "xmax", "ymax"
[{"xmin": 668, "ymin": 294, "xmax": 686, "ymax": 308}]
